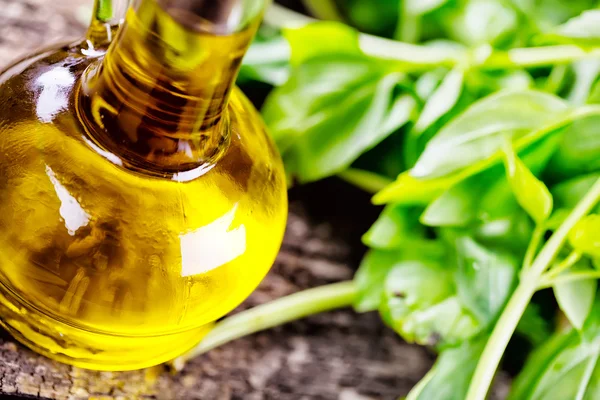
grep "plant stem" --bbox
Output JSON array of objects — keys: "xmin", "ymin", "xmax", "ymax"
[
  {"xmin": 466, "ymin": 178, "xmax": 600, "ymax": 400},
  {"xmin": 395, "ymin": 6, "xmax": 421, "ymax": 43},
  {"xmin": 546, "ymin": 251, "xmax": 583, "ymax": 278},
  {"xmin": 338, "ymin": 169, "xmax": 393, "ymax": 194},
  {"xmin": 96, "ymin": 0, "xmax": 113, "ymax": 22},
  {"xmin": 539, "ymin": 270, "xmax": 600, "ymax": 289},
  {"xmin": 264, "ymin": 4, "xmax": 600, "ymax": 70},
  {"xmin": 523, "ymin": 225, "xmax": 546, "ymax": 269},
  {"xmin": 170, "ymin": 281, "xmax": 357, "ymax": 371}
]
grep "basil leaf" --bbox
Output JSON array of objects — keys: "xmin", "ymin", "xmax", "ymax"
[
  {"xmin": 569, "ymin": 215, "xmax": 600, "ymax": 258},
  {"xmin": 373, "ymin": 171, "xmax": 459, "ymax": 205},
  {"xmin": 407, "ymin": 336, "xmax": 487, "ymax": 400},
  {"xmin": 414, "ymin": 67, "xmax": 464, "ymax": 133},
  {"xmin": 421, "ymin": 172, "xmax": 491, "ymax": 227},
  {"xmin": 503, "ymin": 143, "xmax": 554, "ymax": 224},
  {"xmin": 516, "ymin": 304, "xmax": 553, "ymax": 346},
  {"xmin": 283, "ymin": 22, "xmax": 361, "ymax": 67},
  {"xmin": 547, "ymin": 115, "xmax": 600, "ymax": 180},
  {"xmin": 475, "ymin": 211, "xmax": 535, "ymax": 254},
  {"xmin": 567, "ymin": 60, "xmax": 600, "ymax": 105},
  {"xmin": 454, "ymin": 237, "xmax": 519, "ymax": 325},
  {"xmin": 444, "ymin": 0, "xmax": 518, "ymax": 47},
  {"xmin": 543, "ymin": 10, "xmax": 600, "ymax": 46},
  {"xmin": 338, "ymin": 0, "xmax": 400, "ymax": 37},
  {"xmin": 508, "ymin": 330, "xmax": 580, "ymax": 400},
  {"xmin": 422, "ymin": 132, "xmax": 560, "ymax": 227},
  {"xmin": 362, "ymin": 204, "xmax": 425, "ymax": 249},
  {"xmin": 411, "ymin": 90, "xmax": 568, "ymax": 179},
  {"xmin": 510, "ymin": 320, "xmax": 600, "ymax": 400},
  {"xmin": 338, "ymin": 168, "xmax": 393, "ymax": 194},
  {"xmin": 405, "ymin": 0, "xmax": 449, "ymax": 17},
  {"xmin": 263, "ymin": 55, "xmax": 416, "ymax": 183},
  {"xmin": 239, "ymin": 28, "xmax": 290, "ymax": 86},
  {"xmin": 554, "ymin": 272, "xmax": 596, "ymax": 330},
  {"xmin": 552, "ymin": 173, "xmax": 600, "ymax": 210},
  {"xmin": 380, "ymin": 260, "xmax": 480, "ymax": 347},
  {"xmin": 354, "ymin": 250, "xmax": 402, "ymax": 313},
  {"xmin": 355, "ymin": 242, "xmax": 447, "ymax": 312}
]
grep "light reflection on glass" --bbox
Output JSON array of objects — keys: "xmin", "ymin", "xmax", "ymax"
[
  {"xmin": 34, "ymin": 67, "xmax": 75, "ymax": 123},
  {"xmin": 180, "ymin": 204, "xmax": 246, "ymax": 277},
  {"xmin": 45, "ymin": 165, "xmax": 91, "ymax": 236}
]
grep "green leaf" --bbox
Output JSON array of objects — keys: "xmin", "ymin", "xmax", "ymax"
[
  {"xmin": 372, "ymin": 171, "xmax": 459, "ymax": 205},
  {"xmin": 510, "ymin": 334, "xmax": 600, "ymax": 400},
  {"xmin": 552, "ymin": 173, "xmax": 600, "ymax": 210},
  {"xmin": 475, "ymin": 211, "xmax": 535, "ymax": 254},
  {"xmin": 503, "ymin": 143, "xmax": 554, "ymax": 224},
  {"xmin": 480, "ymin": 133, "xmax": 562, "ymax": 221},
  {"xmin": 547, "ymin": 115, "xmax": 600, "ymax": 181},
  {"xmin": 240, "ymin": 34, "xmax": 291, "ymax": 86},
  {"xmin": 516, "ymin": 304, "xmax": 553, "ymax": 346},
  {"xmin": 338, "ymin": 168, "xmax": 393, "ymax": 194},
  {"xmin": 413, "ymin": 67, "xmax": 464, "ymax": 133},
  {"xmin": 405, "ymin": 0, "xmax": 449, "ymax": 17},
  {"xmin": 567, "ymin": 60, "xmax": 600, "ymax": 106},
  {"xmin": 423, "ymin": 132, "xmax": 560, "ymax": 228},
  {"xmin": 354, "ymin": 243, "xmax": 447, "ymax": 312},
  {"xmin": 338, "ymin": 0, "xmax": 400, "ymax": 38},
  {"xmin": 362, "ymin": 204, "xmax": 425, "ymax": 249},
  {"xmin": 263, "ymin": 55, "xmax": 416, "ymax": 183},
  {"xmin": 354, "ymin": 250, "xmax": 402, "ymax": 313},
  {"xmin": 569, "ymin": 215, "xmax": 600, "ymax": 258},
  {"xmin": 378, "ymin": 106, "xmax": 600, "ymax": 205},
  {"xmin": 283, "ymin": 22, "xmax": 361, "ymax": 66},
  {"xmin": 454, "ymin": 237, "xmax": 519, "ymax": 325},
  {"xmin": 420, "ymin": 172, "xmax": 491, "ymax": 227},
  {"xmin": 511, "ymin": 299, "xmax": 600, "ymax": 400},
  {"xmin": 380, "ymin": 260, "xmax": 480, "ymax": 347},
  {"xmin": 411, "ymin": 90, "xmax": 568, "ymax": 179},
  {"xmin": 554, "ymin": 273, "xmax": 596, "ymax": 330},
  {"xmin": 542, "ymin": 10, "xmax": 600, "ymax": 46},
  {"xmin": 444, "ymin": 0, "xmax": 519, "ymax": 47},
  {"xmin": 407, "ymin": 336, "xmax": 488, "ymax": 400},
  {"xmin": 508, "ymin": 330, "xmax": 580, "ymax": 400}
]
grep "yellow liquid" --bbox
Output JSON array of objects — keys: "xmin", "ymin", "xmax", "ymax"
[{"xmin": 0, "ymin": 3, "xmax": 287, "ymax": 371}]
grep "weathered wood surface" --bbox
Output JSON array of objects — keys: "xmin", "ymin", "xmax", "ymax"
[{"xmin": 0, "ymin": 2, "xmax": 513, "ymax": 399}]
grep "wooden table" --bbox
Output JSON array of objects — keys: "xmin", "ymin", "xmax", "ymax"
[{"xmin": 0, "ymin": 3, "xmax": 433, "ymax": 397}]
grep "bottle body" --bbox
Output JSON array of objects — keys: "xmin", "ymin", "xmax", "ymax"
[{"xmin": 0, "ymin": 1, "xmax": 286, "ymax": 370}]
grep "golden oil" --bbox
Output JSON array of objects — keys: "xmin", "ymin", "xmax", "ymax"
[{"xmin": 0, "ymin": 0, "xmax": 286, "ymax": 370}]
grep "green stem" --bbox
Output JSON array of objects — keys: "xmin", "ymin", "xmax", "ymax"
[
  {"xmin": 544, "ymin": 65, "xmax": 569, "ymax": 94},
  {"xmin": 170, "ymin": 281, "xmax": 357, "ymax": 371},
  {"xmin": 466, "ymin": 178, "xmax": 600, "ymax": 400},
  {"xmin": 96, "ymin": 0, "xmax": 113, "ymax": 22},
  {"xmin": 539, "ymin": 270, "xmax": 600, "ymax": 290},
  {"xmin": 523, "ymin": 225, "xmax": 546, "ymax": 269},
  {"xmin": 546, "ymin": 251, "xmax": 583, "ymax": 279},
  {"xmin": 338, "ymin": 169, "xmax": 393, "ymax": 194},
  {"xmin": 264, "ymin": 5, "xmax": 600, "ymax": 70},
  {"xmin": 395, "ymin": 6, "xmax": 421, "ymax": 43}
]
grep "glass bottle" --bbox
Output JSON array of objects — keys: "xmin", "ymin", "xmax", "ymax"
[{"xmin": 0, "ymin": 0, "xmax": 287, "ymax": 371}]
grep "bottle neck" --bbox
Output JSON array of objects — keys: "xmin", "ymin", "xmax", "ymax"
[
  {"xmin": 78, "ymin": 0, "xmax": 262, "ymax": 175},
  {"xmin": 86, "ymin": 0, "xmax": 130, "ymax": 48}
]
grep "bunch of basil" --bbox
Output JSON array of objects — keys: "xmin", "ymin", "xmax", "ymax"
[{"xmin": 237, "ymin": 1, "xmax": 600, "ymax": 398}]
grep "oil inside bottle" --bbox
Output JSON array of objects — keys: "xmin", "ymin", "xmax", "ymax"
[{"xmin": 0, "ymin": 0, "xmax": 286, "ymax": 370}]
